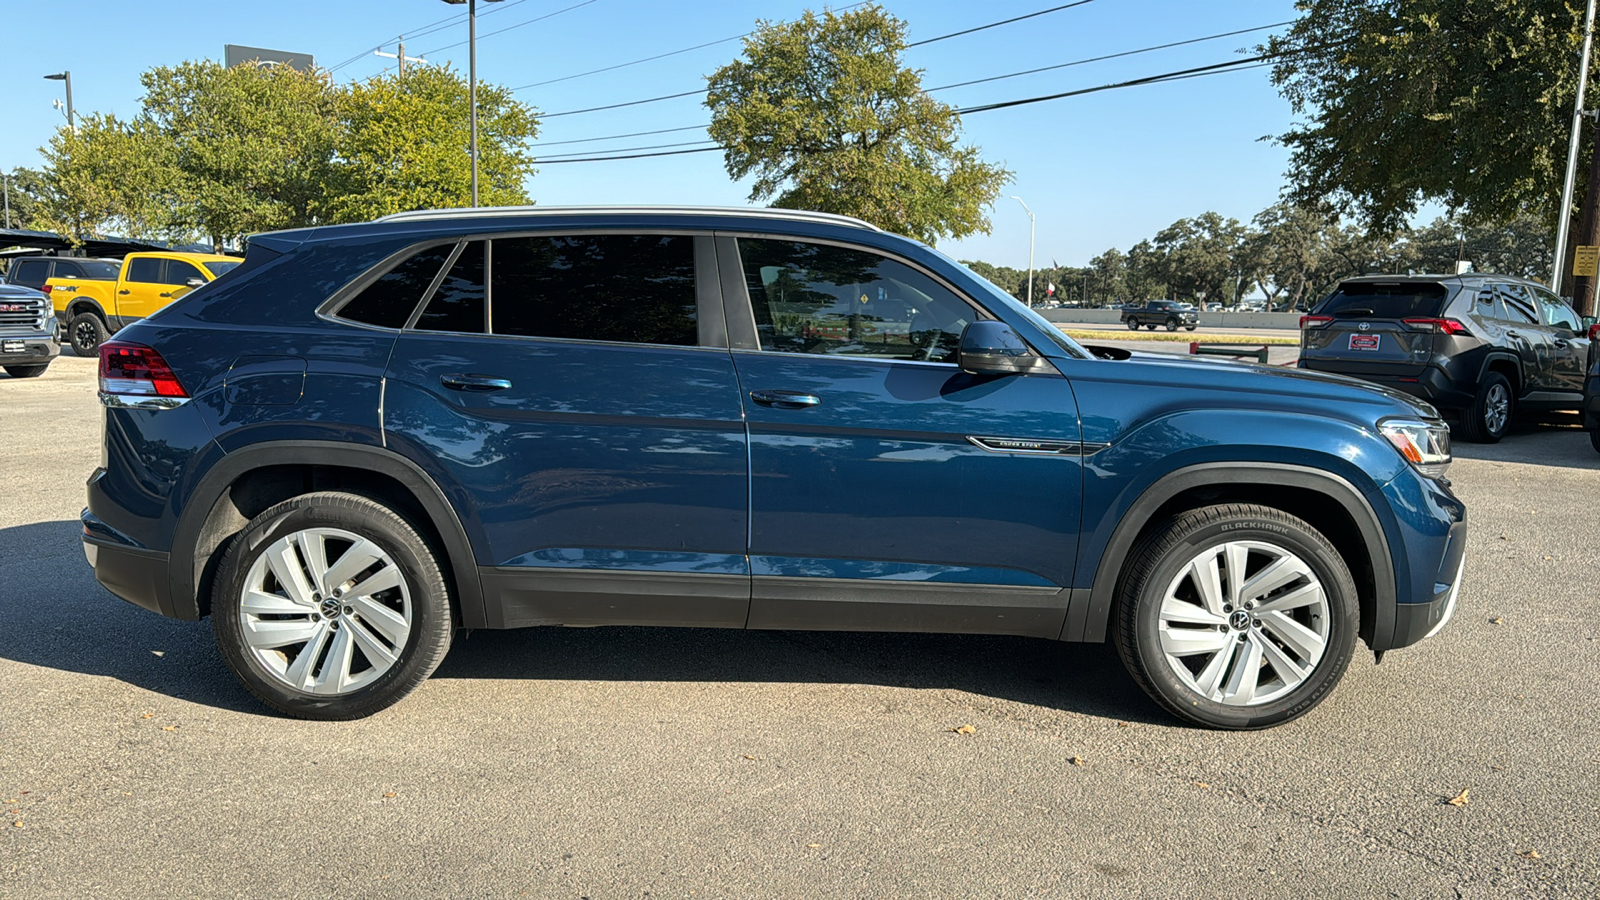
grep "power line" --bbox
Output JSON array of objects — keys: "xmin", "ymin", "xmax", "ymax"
[
  {"xmin": 533, "ymin": 56, "xmax": 1278, "ymax": 164},
  {"xmin": 543, "ymin": 88, "xmax": 705, "ymax": 119},
  {"xmin": 535, "ymin": 139, "xmax": 719, "ymax": 160},
  {"xmin": 907, "ymin": 0, "xmax": 1096, "ymax": 48},
  {"xmin": 927, "ymin": 20, "xmax": 1291, "ymax": 91},
  {"xmin": 326, "ymin": 0, "xmax": 535, "ymax": 73},
  {"xmin": 419, "ymin": 0, "xmax": 600, "ymax": 56},
  {"xmin": 536, "ymin": 124, "xmax": 708, "ymax": 147}
]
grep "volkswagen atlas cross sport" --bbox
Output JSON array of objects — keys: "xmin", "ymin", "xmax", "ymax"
[{"xmin": 81, "ymin": 206, "xmax": 1467, "ymax": 729}]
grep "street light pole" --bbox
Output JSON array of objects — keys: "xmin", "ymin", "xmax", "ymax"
[
  {"xmin": 1553, "ymin": 0, "xmax": 1597, "ymax": 292},
  {"xmin": 44, "ymin": 72, "xmax": 74, "ymax": 131},
  {"xmin": 1010, "ymin": 195, "xmax": 1036, "ymax": 308},
  {"xmin": 442, "ymin": 0, "xmax": 502, "ymax": 207}
]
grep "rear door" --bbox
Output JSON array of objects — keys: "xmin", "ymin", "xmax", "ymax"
[
  {"xmin": 1495, "ymin": 283, "xmax": 1553, "ymax": 393},
  {"xmin": 382, "ymin": 232, "xmax": 751, "ymax": 629},
  {"xmin": 1301, "ymin": 281, "xmax": 1450, "ymax": 376}
]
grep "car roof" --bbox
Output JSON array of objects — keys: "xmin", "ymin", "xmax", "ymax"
[
  {"xmin": 1338, "ymin": 273, "xmax": 1548, "ymax": 287},
  {"xmin": 373, "ymin": 204, "xmax": 882, "ymax": 232}
]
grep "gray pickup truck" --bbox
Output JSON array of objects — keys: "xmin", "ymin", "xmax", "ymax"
[
  {"xmin": 1120, "ymin": 299, "xmax": 1199, "ymax": 331},
  {"xmin": 0, "ymin": 283, "xmax": 61, "ymax": 378}
]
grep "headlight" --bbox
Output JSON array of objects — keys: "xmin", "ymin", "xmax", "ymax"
[{"xmin": 1379, "ymin": 418, "xmax": 1451, "ymax": 478}]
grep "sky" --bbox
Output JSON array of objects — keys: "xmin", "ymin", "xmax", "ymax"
[{"xmin": 0, "ymin": 0, "xmax": 1306, "ymax": 270}]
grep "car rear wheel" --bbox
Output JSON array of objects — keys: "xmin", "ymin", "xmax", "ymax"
[
  {"xmin": 1459, "ymin": 372, "xmax": 1513, "ymax": 443},
  {"xmin": 70, "ymin": 313, "xmax": 107, "ymax": 356},
  {"xmin": 1590, "ymin": 427, "xmax": 1600, "ymax": 455},
  {"xmin": 211, "ymin": 491, "xmax": 453, "ymax": 720},
  {"xmin": 3, "ymin": 364, "xmax": 48, "ymax": 378},
  {"xmin": 1114, "ymin": 503, "xmax": 1358, "ymax": 730}
]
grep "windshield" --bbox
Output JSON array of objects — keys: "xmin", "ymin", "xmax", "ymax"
[
  {"xmin": 204, "ymin": 260, "xmax": 242, "ymax": 277},
  {"xmin": 953, "ymin": 261, "xmax": 1092, "ymax": 360}
]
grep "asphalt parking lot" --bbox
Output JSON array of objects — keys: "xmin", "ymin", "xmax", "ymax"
[{"xmin": 3, "ymin": 355, "xmax": 1598, "ymax": 898}]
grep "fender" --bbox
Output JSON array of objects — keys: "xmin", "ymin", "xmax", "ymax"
[
  {"xmin": 168, "ymin": 440, "xmax": 487, "ymax": 627},
  {"xmin": 1063, "ymin": 462, "xmax": 1398, "ymax": 652},
  {"xmin": 1476, "ymin": 349, "xmax": 1524, "ymax": 392}
]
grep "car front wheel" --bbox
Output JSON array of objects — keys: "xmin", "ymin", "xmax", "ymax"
[
  {"xmin": 211, "ymin": 491, "xmax": 453, "ymax": 720},
  {"xmin": 1127, "ymin": 319, "xmax": 1139, "ymax": 330},
  {"xmin": 1115, "ymin": 503, "xmax": 1358, "ymax": 729},
  {"xmin": 1166, "ymin": 318, "xmax": 1180, "ymax": 331}
]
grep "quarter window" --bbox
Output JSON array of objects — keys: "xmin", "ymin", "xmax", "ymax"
[
  {"xmin": 1471, "ymin": 288, "xmax": 1500, "ymax": 320},
  {"xmin": 491, "ymin": 235, "xmax": 698, "ymax": 345},
  {"xmin": 340, "ymin": 244, "xmax": 456, "ymax": 329},
  {"xmin": 737, "ymin": 239, "xmax": 978, "ymax": 362}
]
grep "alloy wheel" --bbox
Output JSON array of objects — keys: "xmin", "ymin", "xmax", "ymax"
[
  {"xmin": 1155, "ymin": 539, "xmax": 1330, "ymax": 706},
  {"xmin": 1483, "ymin": 383, "xmax": 1510, "ymax": 435},
  {"xmin": 237, "ymin": 527, "xmax": 413, "ymax": 695}
]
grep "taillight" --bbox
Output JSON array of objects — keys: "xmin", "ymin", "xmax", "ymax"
[
  {"xmin": 1589, "ymin": 322, "xmax": 1600, "ymax": 341},
  {"xmin": 99, "ymin": 341, "xmax": 188, "ymax": 399},
  {"xmin": 40, "ymin": 284, "xmax": 52, "ymax": 295},
  {"xmin": 1402, "ymin": 318, "xmax": 1469, "ymax": 335},
  {"xmin": 1299, "ymin": 315, "xmax": 1333, "ymax": 329}
]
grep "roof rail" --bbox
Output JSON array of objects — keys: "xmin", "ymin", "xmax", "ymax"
[{"xmin": 374, "ymin": 204, "xmax": 883, "ymax": 232}]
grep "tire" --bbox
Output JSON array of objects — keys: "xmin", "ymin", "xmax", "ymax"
[
  {"xmin": 1458, "ymin": 372, "xmax": 1513, "ymax": 443},
  {"xmin": 1146, "ymin": 324, "xmax": 1157, "ymax": 331},
  {"xmin": 3, "ymin": 364, "xmax": 49, "ymax": 378},
  {"xmin": 1185, "ymin": 325, "xmax": 1197, "ymax": 332},
  {"xmin": 1126, "ymin": 319, "xmax": 1140, "ymax": 331},
  {"xmin": 1165, "ymin": 318, "xmax": 1180, "ymax": 332},
  {"xmin": 211, "ymin": 491, "xmax": 454, "ymax": 720},
  {"xmin": 1590, "ymin": 427, "xmax": 1600, "ymax": 455},
  {"xmin": 1114, "ymin": 503, "xmax": 1359, "ymax": 730},
  {"xmin": 70, "ymin": 313, "xmax": 107, "ymax": 356}
]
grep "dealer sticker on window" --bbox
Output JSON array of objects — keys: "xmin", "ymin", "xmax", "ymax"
[{"xmin": 1348, "ymin": 334, "xmax": 1381, "ymax": 351}]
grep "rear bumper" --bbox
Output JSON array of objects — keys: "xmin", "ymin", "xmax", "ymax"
[
  {"xmin": 1299, "ymin": 359, "xmax": 1474, "ymax": 410},
  {"xmin": 82, "ymin": 508, "xmax": 179, "ymax": 619}
]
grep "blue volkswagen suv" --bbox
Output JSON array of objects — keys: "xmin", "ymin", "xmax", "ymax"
[{"xmin": 81, "ymin": 206, "xmax": 1466, "ymax": 728}]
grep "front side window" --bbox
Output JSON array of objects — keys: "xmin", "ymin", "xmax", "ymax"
[
  {"xmin": 205, "ymin": 261, "xmax": 241, "ymax": 277},
  {"xmin": 165, "ymin": 260, "xmax": 205, "ymax": 286},
  {"xmin": 738, "ymin": 239, "xmax": 978, "ymax": 362},
  {"xmin": 126, "ymin": 258, "xmax": 163, "ymax": 284},
  {"xmin": 491, "ymin": 235, "xmax": 697, "ymax": 345},
  {"xmin": 1530, "ymin": 287, "xmax": 1580, "ymax": 331}
]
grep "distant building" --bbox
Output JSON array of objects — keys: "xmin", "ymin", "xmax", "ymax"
[{"xmin": 224, "ymin": 44, "xmax": 316, "ymax": 72}]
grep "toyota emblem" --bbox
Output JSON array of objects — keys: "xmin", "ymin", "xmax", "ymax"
[{"xmin": 1358, "ymin": 322, "xmax": 1371, "ymax": 332}]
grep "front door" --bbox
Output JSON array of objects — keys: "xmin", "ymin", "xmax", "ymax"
[
  {"xmin": 382, "ymin": 233, "xmax": 751, "ymax": 629},
  {"xmin": 722, "ymin": 236, "xmax": 1083, "ymax": 638}
]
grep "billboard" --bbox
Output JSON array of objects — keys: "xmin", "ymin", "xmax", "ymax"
[{"xmin": 224, "ymin": 44, "xmax": 316, "ymax": 72}]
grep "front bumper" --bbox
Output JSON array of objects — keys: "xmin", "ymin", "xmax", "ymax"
[
  {"xmin": 0, "ymin": 333, "xmax": 60, "ymax": 365},
  {"xmin": 1390, "ymin": 555, "xmax": 1465, "ymax": 650}
]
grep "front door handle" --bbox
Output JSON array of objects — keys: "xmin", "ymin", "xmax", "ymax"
[
  {"xmin": 118, "ymin": 289, "xmax": 131, "ymax": 295},
  {"xmin": 1554, "ymin": 338, "xmax": 1570, "ymax": 349},
  {"xmin": 441, "ymin": 373, "xmax": 512, "ymax": 392},
  {"xmin": 159, "ymin": 292, "xmax": 172, "ymax": 298},
  {"xmin": 750, "ymin": 389, "xmax": 821, "ymax": 409},
  {"xmin": 1505, "ymin": 330, "xmax": 1521, "ymax": 339}
]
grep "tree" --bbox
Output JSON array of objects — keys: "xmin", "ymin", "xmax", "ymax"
[
  {"xmin": 329, "ymin": 66, "xmax": 538, "ymax": 221},
  {"xmin": 1147, "ymin": 212, "xmax": 1248, "ymax": 304},
  {"xmin": 1125, "ymin": 240, "xmax": 1168, "ymax": 302},
  {"xmin": 2, "ymin": 168, "xmax": 50, "ymax": 230},
  {"xmin": 1248, "ymin": 203, "xmax": 1341, "ymax": 310},
  {"xmin": 32, "ymin": 114, "xmax": 170, "ymax": 242},
  {"xmin": 1088, "ymin": 249, "xmax": 1129, "ymax": 306},
  {"xmin": 705, "ymin": 4, "xmax": 1011, "ymax": 244},
  {"xmin": 1267, "ymin": 1, "xmax": 1583, "ymax": 238}
]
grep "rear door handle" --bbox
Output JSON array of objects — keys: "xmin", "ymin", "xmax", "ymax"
[
  {"xmin": 750, "ymin": 389, "xmax": 821, "ymax": 409},
  {"xmin": 1554, "ymin": 338, "xmax": 1570, "ymax": 348},
  {"xmin": 441, "ymin": 373, "xmax": 512, "ymax": 392}
]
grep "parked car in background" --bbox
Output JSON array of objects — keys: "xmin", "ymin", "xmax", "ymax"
[
  {"xmin": 81, "ymin": 205, "xmax": 1465, "ymax": 729},
  {"xmin": 3, "ymin": 256, "xmax": 120, "ymax": 292},
  {"xmin": 46, "ymin": 251, "xmax": 239, "ymax": 355},
  {"xmin": 1584, "ymin": 354, "xmax": 1600, "ymax": 454},
  {"xmin": 0, "ymin": 283, "xmax": 60, "ymax": 378},
  {"xmin": 1299, "ymin": 275, "xmax": 1591, "ymax": 442},
  {"xmin": 1120, "ymin": 299, "xmax": 1198, "ymax": 331}
]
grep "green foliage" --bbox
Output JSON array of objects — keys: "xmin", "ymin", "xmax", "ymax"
[
  {"xmin": 1147, "ymin": 212, "xmax": 1250, "ymax": 304},
  {"xmin": 2, "ymin": 168, "xmax": 49, "ymax": 230},
  {"xmin": 1267, "ymin": 0, "xmax": 1584, "ymax": 235},
  {"xmin": 705, "ymin": 4, "xmax": 1011, "ymax": 244},
  {"xmin": 33, "ymin": 60, "xmax": 540, "ymax": 248},
  {"xmin": 329, "ymin": 66, "xmax": 537, "ymax": 220}
]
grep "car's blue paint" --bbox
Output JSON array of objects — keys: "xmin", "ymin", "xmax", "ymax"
[{"xmin": 86, "ymin": 208, "xmax": 1465, "ymax": 655}]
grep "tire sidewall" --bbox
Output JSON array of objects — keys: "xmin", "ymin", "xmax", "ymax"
[
  {"xmin": 213, "ymin": 497, "xmax": 449, "ymax": 719},
  {"xmin": 71, "ymin": 314, "xmax": 105, "ymax": 355},
  {"xmin": 1129, "ymin": 513, "xmax": 1358, "ymax": 729}
]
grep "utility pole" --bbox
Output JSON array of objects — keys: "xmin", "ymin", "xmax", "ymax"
[
  {"xmin": 3, "ymin": 171, "xmax": 11, "ymax": 229},
  {"xmin": 1572, "ymin": 112, "xmax": 1600, "ymax": 317},
  {"xmin": 1553, "ymin": 0, "xmax": 1597, "ymax": 296},
  {"xmin": 374, "ymin": 39, "xmax": 427, "ymax": 77},
  {"xmin": 1010, "ymin": 195, "xmax": 1036, "ymax": 308}
]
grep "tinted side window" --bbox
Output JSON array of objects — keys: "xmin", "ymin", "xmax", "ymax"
[
  {"xmin": 340, "ymin": 244, "xmax": 455, "ymax": 329},
  {"xmin": 1471, "ymin": 287, "xmax": 1500, "ymax": 320},
  {"xmin": 165, "ymin": 260, "xmax": 204, "ymax": 285},
  {"xmin": 1531, "ymin": 287, "xmax": 1579, "ymax": 331},
  {"xmin": 127, "ymin": 258, "xmax": 163, "ymax": 283},
  {"xmin": 11, "ymin": 260, "xmax": 48, "ymax": 287},
  {"xmin": 415, "ymin": 241, "xmax": 486, "ymax": 334},
  {"xmin": 55, "ymin": 262, "xmax": 85, "ymax": 279},
  {"xmin": 739, "ymin": 239, "xmax": 978, "ymax": 362},
  {"xmin": 1495, "ymin": 285, "xmax": 1538, "ymax": 324},
  {"xmin": 81, "ymin": 260, "xmax": 120, "ymax": 279},
  {"xmin": 491, "ymin": 235, "xmax": 698, "ymax": 346}
]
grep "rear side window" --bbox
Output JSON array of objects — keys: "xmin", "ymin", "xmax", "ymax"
[
  {"xmin": 415, "ymin": 241, "xmax": 486, "ymax": 334},
  {"xmin": 127, "ymin": 258, "xmax": 163, "ymax": 283},
  {"xmin": 491, "ymin": 234, "xmax": 698, "ymax": 346},
  {"xmin": 340, "ymin": 244, "xmax": 455, "ymax": 329},
  {"xmin": 81, "ymin": 260, "xmax": 120, "ymax": 279},
  {"xmin": 55, "ymin": 262, "xmax": 85, "ymax": 279},
  {"xmin": 10, "ymin": 260, "xmax": 48, "ymax": 287},
  {"xmin": 1317, "ymin": 282, "xmax": 1448, "ymax": 319},
  {"xmin": 1495, "ymin": 285, "xmax": 1538, "ymax": 324}
]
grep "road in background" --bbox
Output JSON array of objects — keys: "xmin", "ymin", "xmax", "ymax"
[{"xmin": 2, "ymin": 356, "xmax": 1597, "ymax": 897}]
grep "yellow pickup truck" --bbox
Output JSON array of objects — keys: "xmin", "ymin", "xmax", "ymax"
[{"xmin": 45, "ymin": 251, "xmax": 239, "ymax": 355}]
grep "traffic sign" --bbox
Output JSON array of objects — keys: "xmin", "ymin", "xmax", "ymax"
[{"xmin": 1574, "ymin": 245, "xmax": 1599, "ymax": 277}]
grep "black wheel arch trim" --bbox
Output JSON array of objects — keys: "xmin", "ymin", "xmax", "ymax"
[
  {"xmin": 1064, "ymin": 462, "xmax": 1399, "ymax": 652},
  {"xmin": 1476, "ymin": 351, "xmax": 1523, "ymax": 392},
  {"xmin": 168, "ymin": 440, "xmax": 486, "ymax": 627}
]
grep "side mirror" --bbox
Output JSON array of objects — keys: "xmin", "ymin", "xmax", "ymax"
[
  {"xmin": 185, "ymin": 278, "xmax": 205, "ymax": 288},
  {"xmin": 956, "ymin": 321, "xmax": 1048, "ymax": 375}
]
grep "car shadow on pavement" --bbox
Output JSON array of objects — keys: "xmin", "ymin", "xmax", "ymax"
[
  {"xmin": 1450, "ymin": 416, "xmax": 1600, "ymax": 470},
  {"xmin": 0, "ymin": 518, "xmax": 1167, "ymax": 724}
]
